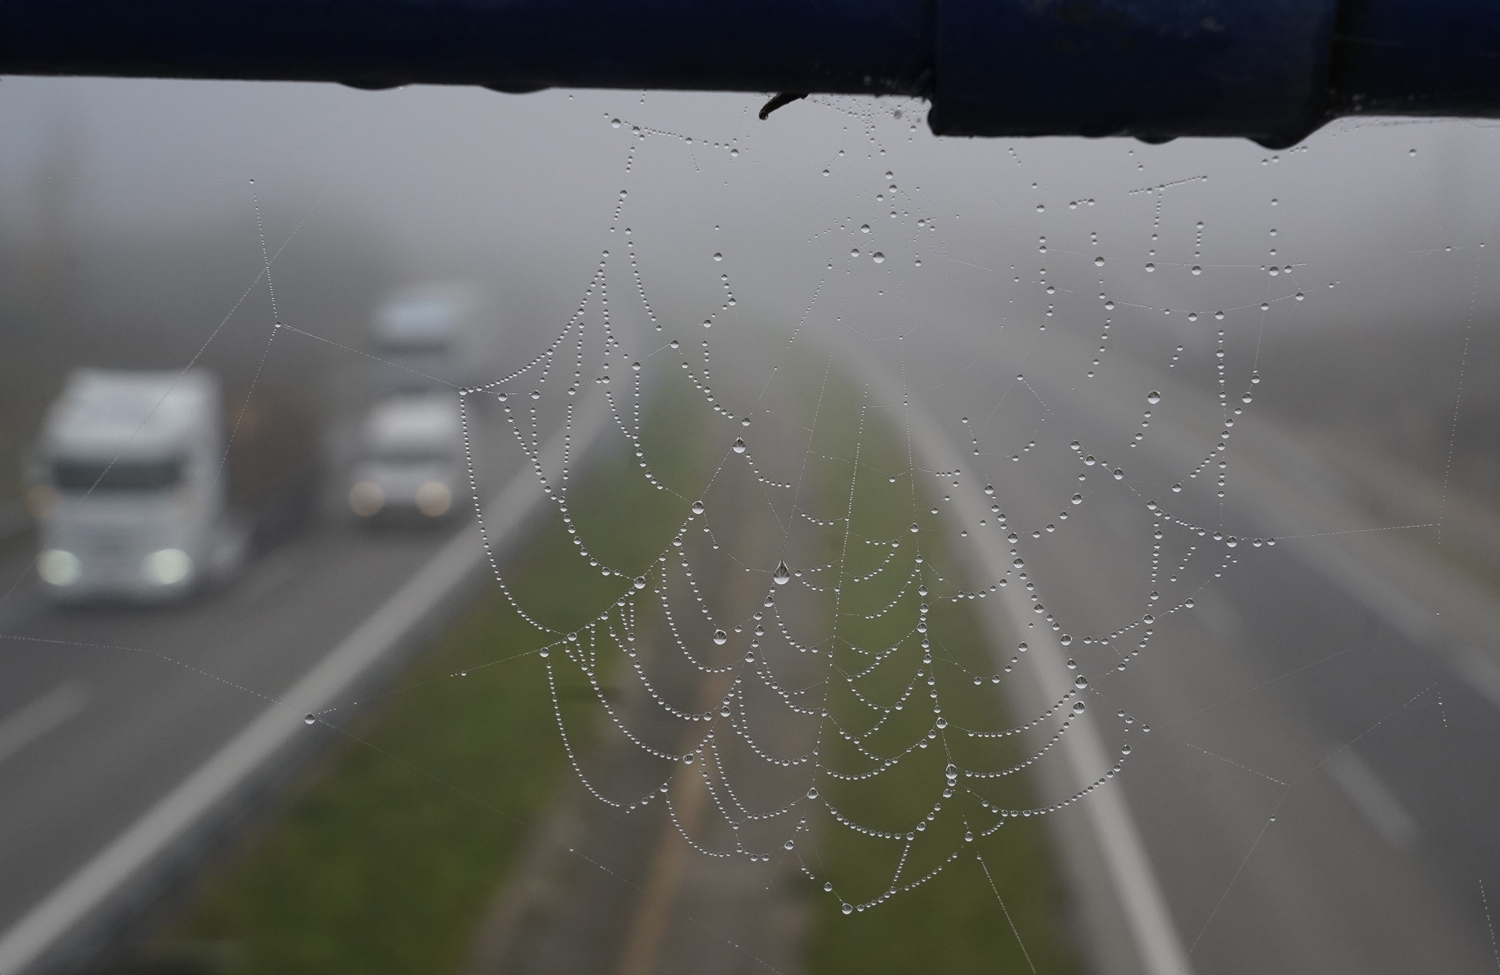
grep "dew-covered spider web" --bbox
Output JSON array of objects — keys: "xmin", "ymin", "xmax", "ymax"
[{"xmin": 431, "ymin": 95, "xmax": 1468, "ymax": 927}]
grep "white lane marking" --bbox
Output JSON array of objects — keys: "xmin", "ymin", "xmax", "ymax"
[
  {"xmin": 844, "ymin": 345, "xmax": 1194, "ymax": 975},
  {"xmin": 0, "ymin": 398, "xmax": 607, "ymax": 975},
  {"xmin": 1325, "ymin": 748, "xmax": 1419, "ymax": 850},
  {"xmin": 0, "ymin": 684, "xmax": 90, "ymax": 767}
]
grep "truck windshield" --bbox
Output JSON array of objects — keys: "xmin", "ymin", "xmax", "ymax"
[{"xmin": 52, "ymin": 457, "xmax": 184, "ymax": 491}]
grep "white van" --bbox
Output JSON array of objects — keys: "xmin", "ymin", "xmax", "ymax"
[
  {"xmin": 347, "ymin": 393, "xmax": 465, "ymax": 522},
  {"xmin": 26, "ymin": 370, "xmax": 247, "ymax": 602}
]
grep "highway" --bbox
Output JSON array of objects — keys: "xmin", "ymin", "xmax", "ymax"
[
  {"xmin": 0, "ymin": 392, "xmax": 606, "ymax": 974},
  {"xmin": 870, "ymin": 320, "xmax": 1500, "ymax": 975}
]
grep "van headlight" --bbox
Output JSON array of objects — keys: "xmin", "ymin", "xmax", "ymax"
[
  {"xmin": 143, "ymin": 549, "xmax": 193, "ymax": 586},
  {"xmin": 38, "ymin": 549, "xmax": 81, "ymax": 586},
  {"xmin": 349, "ymin": 481, "xmax": 384, "ymax": 516},
  {"xmin": 416, "ymin": 481, "xmax": 452, "ymax": 517}
]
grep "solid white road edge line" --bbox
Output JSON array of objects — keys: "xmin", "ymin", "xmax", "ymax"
[
  {"xmin": 0, "ymin": 398, "xmax": 606, "ymax": 975},
  {"xmin": 847, "ymin": 347, "xmax": 1195, "ymax": 975}
]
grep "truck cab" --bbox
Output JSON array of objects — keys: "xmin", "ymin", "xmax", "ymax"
[
  {"xmin": 371, "ymin": 289, "xmax": 472, "ymax": 394},
  {"xmin": 26, "ymin": 369, "xmax": 246, "ymax": 602},
  {"xmin": 347, "ymin": 393, "xmax": 465, "ymax": 522}
]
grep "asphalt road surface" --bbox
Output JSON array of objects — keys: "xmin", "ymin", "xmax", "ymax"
[
  {"xmin": 0, "ymin": 394, "xmax": 590, "ymax": 974},
  {"xmin": 879, "ymin": 322, "xmax": 1500, "ymax": 975}
]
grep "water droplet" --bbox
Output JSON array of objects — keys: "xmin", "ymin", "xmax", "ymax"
[
  {"xmin": 733, "ymin": 438, "xmax": 747, "ymax": 453},
  {"xmin": 1060, "ymin": 634, "xmax": 1072, "ymax": 646},
  {"xmin": 1145, "ymin": 263, "xmax": 1155, "ymax": 272},
  {"xmin": 1036, "ymin": 204, "xmax": 1045, "ymax": 212},
  {"xmin": 1226, "ymin": 536, "xmax": 1238, "ymax": 547},
  {"xmin": 1147, "ymin": 390, "xmax": 1161, "ymax": 404},
  {"xmin": 714, "ymin": 629, "xmax": 728, "ymax": 644},
  {"xmin": 691, "ymin": 500, "xmax": 705, "ymax": 514},
  {"xmin": 842, "ymin": 903, "xmax": 854, "ymax": 915},
  {"xmin": 784, "ymin": 839, "xmax": 795, "ymax": 850},
  {"xmin": 611, "ymin": 118, "xmax": 621, "ymax": 128},
  {"xmin": 531, "ymin": 390, "xmax": 541, "ymax": 400},
  {"xmin": 773, "ymin": 561, "xmax": 791, "ymax": 585},
  {"xmin": 1184, "ymin": 597, "xmax": 1195, "ymax": 608},
  {"xmin": 1075, "ymin": 675, "xmax": 1089, "ymax": 689},
  {"xmin": 1073, "ymin": 701, "xmax": 1086, "ymax": 714},
  {"xmin": 1242, "ymin": 393, "xmax": 1253, "ymax": 403},
  {"xmin": 1191, "ymin": 265, "xmax": 1202, "ymax": 275},
  {"xmin": 634, "ymin": 576, "xmax": 647, "ymax": 590},
  {"xmin": 872, "ymin": 252, "xmax": 885, "ymax": 263},
  {"xmin": 860, "ymin": 224, "xmax": 871, "ymax": 233},
  {"xmin": 1113, "ymin": 468, "xmax": 1125, "ymax": 480},
  {"xmin": 910, "ymin": 523, "xmax": 920, "ymax": 533},
  {"xmin": 304, "ymin": 713, "xmax": 316, "ymax": 725},
  {"xmin": 1095, "ymin": 256, "xmax": 1105, "ymax": 267},
  {"xmin": 851, "ymin": 248, "xmax": 860, "ymax": 258},
  {"xmin": 713, "ymin": 252, "xmax": 722, "ymax": 261},
  {"xmin": 1072, "ymin": 494, "xmax": 1083, "ymax": 505}
]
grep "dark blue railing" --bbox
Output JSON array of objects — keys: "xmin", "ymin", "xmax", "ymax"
[{"xmin": 2, "ymin": 0, "xmax": 1497, "ymax": 146}]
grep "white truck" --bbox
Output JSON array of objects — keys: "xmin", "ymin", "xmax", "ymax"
[
  {"xmin": 26, "ymin": 370, "xmax": 244, "ymax": 601},
  {"xmin": 370, "ymin": 287, "xmax": 475, "ymax": 394},
  {"xmin": 26, "ymin": 369, "xmax": 322, "ymax": 602},
  {"xmin": 346, "ymin": 393, "xmax": 465, "ymax": 522}
]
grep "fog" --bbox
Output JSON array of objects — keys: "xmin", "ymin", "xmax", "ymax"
[{"xmin": 5, "ymin": 74, "xmax": 1500, "ymax": 975}]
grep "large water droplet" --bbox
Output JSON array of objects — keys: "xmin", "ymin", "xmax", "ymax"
[
  {"xmin": 872, "ymin": 252, "xmax": 885, "ymax": 263},
  {"xmin": 850, "ymin": 248, "xmax": 860, "ymax": 258},
  {"xmin": 1075, "ymin": 675, "xmax": 1089, "ymax": 689},
  {"xmin": 1192, "ymin": 265, "xmax": 1202, "ymax": 275},
  {"xmin": 304, "ymin": 713, "xmax": 316, "ymax": 725},
  {"xmin": 714, "ymin": 629, "xmax": 728, "ymax": 645},
  {"xmin": 1113, "ymin": 468, "xmax": 1125, "ymax": 480},
  {"xmin": 733, "ymin": 438, "xmax": 747, "ymax": 453},
  {"xmin": 634, "ymin": 576, "xmax": 647, "ymax": 590},
  {"xmin": 1147, "ymin": 390, "xmax": 1161, "ymax": 404},
  {"xmin": 1145, "ymin": 263, "xmax": 1156, "ymax": 272},
  {"xmin": 773, "ymin": 561, "xmax": 791, "ymax": 585},
  {"xmin": 860, "ymin": 224, "xmax": 871, "ymax": 233},
  {"xmin": 713, "ymin": 252, "xmax": 722, "ymax": 261},
  {"xmin": 1095, "ymin": 256, "xmax": 1105, "ymax": 267},
  {"xmin": 691, "ymin": 500, "xmax": 705, "ymax": 514},
  {"xmin": 910, "ymin": 523, "xmax": 920, "ymax": 533}
]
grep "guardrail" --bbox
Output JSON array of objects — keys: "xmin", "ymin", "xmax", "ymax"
[{"xmin": 2, "ymin": 0, "xmax": 1498, "ymax": 146}]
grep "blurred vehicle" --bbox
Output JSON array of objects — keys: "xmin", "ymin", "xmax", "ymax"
[
  {"xmin": 370, "ymin": 285, "xmax": 478, "ymax": 394},
  {"xmin": 24, "ymin": 369, "xmax": 322, "ymax": 603},
  {"xmin": 347, "ymin": 393, "xmax": 464, "ymax": 523}
]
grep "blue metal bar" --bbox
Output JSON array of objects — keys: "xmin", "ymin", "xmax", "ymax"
[{"xmin": 1, "ymin": 0, "xmax": 1497, "ymax": 146}]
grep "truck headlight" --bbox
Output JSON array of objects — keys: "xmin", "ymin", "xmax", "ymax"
[
  {"xmin": 349, "ymin": 481, "xmax": 384, "ymax": 516},
  {"xmin": 416, "ymin": 481, "xmax": 452, "ymax": 517},
  {"xmin": 38, "ymin": 549, "xmax": 81, "ymax": 586},
  {"xmin": 143, "ymin": 549, "xmax": 193, "ymax": 586}
]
